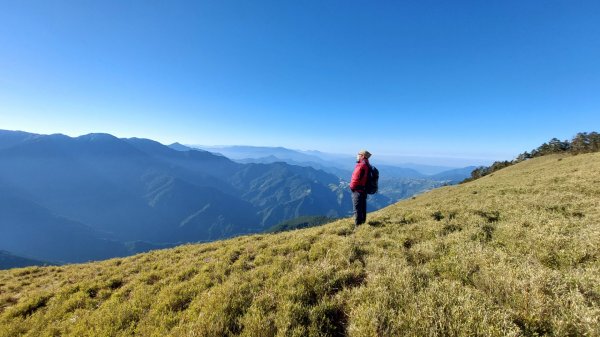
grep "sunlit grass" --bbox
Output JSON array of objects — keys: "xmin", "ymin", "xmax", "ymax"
[{"xmin": 1, "ymin": 153, "xmax": 599, "ymax": 336}]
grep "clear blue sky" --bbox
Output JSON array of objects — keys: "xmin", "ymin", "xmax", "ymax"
[{"xmin": 1, "ymin": 1, "xmax": 599, "ymax": 166}]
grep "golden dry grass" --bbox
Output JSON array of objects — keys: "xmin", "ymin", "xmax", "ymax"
[{"xmin": 1, "ymin": 153, "xmax": 599, "ymax": 336}]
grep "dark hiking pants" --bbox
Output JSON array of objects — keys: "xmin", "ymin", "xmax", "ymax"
[{"xmin": 352, "ymin": 191, "xmax": 367, "ymax": 226}]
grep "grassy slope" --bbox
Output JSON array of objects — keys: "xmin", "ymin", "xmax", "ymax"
[{"xmin": 0, "ymin": 153, "xmax": 599, "ymax": 336}]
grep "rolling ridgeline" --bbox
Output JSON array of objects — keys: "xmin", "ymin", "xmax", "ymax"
[{"xmin": 1, "ymin": 149, "xmax": 599, "ymax": 336}]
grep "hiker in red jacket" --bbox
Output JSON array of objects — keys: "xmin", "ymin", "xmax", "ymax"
[{"xmin": 350, "ymin": 150, "xmax": 371, "ymax": 226}]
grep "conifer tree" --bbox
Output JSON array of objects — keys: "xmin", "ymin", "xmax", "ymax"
[{"xmin": 571, "ymin": 132, "xmax": 590, "ymax": 154}]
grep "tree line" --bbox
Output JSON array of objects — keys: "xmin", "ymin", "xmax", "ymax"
[{"xmin": 462, "ymin": 131, "xmax": 600, "ymax": 183}]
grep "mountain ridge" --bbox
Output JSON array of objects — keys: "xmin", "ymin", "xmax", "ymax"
[
  {"xmin": 0, "ymin": 130, "xmax": 358, "ymax": 263},
  {"xmin": 0, "ymin": 251, "xmax": 52, "ymax": 270},
  {"xmin": 193, "ymin": 144, "xmax": 468, "ymax": 177}
]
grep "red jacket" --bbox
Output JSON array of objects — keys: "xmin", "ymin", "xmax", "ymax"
[{"xmin": 350, "ymin": 159, "xmax": 369, "ymax": 192}]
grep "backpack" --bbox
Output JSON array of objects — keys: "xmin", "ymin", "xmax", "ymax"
[{"xmin": 366, "ymin": 165, "xmax": 379, "ymax": 194}]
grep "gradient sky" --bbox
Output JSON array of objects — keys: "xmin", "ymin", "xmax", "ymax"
[{"xmin": 1, "ymin": 1, "xmax": 599, "ymax": 166}]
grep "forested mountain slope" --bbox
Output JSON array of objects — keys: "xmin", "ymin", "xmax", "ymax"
[
  {"xmin": 0, "ymin": 153, "xmax": 598, "ymax": 336},
  {"xmin": 0, "ymin": 130, "xmax": 353, "ymax": 263}
]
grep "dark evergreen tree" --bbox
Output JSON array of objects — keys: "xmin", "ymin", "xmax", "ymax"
[
  {"xmin": 571, "ymin": 132, "xmax": 590, "ymax": 154},
  {"xmin": 589, "ymin": 132, "xmax": 600, "ymax": 152},
  {"xmin": 547, "ymin": 138, "xmax": 570, "ymax": 153},
  {"xmin": 515, "ymin": 151, "xmax": 531, "ymax": 162}
]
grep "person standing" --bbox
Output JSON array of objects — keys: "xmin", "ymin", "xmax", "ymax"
[{"xmin": 350, "ymin": 150, "xmax": 371, "ymax": 226}]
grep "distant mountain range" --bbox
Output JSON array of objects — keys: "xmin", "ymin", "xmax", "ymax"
[
  {"xmin": 179, "ymin": 145, "xmax": 476, "ymax": 217},
  {"xmin": 0, "ymin": 130, "xmax": 354, "ymax": 265},
  {"xmin": 190, "ymin": 145, "xmax": 474, "ymax": 181},
  {"xmin": 0, "ymin": 250, "xmax": 52, "ymax": 269},
  {"xmin": 0, "ymin": 130, "xmax": 474, "ymax": 268}
]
